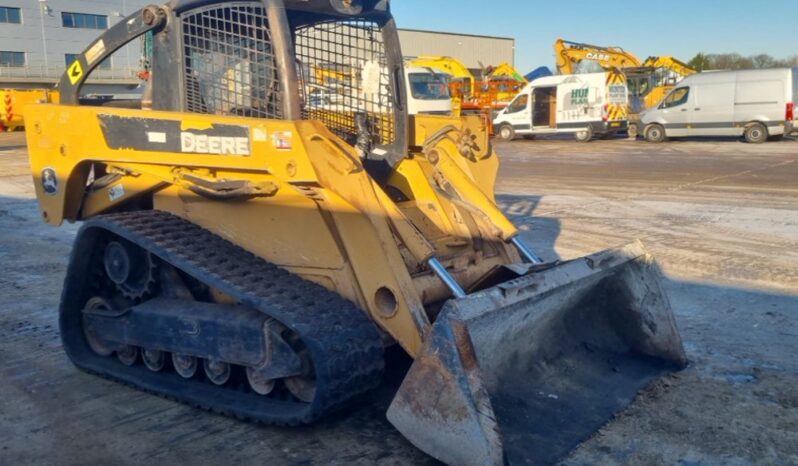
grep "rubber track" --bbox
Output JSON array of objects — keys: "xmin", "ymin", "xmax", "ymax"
[{"xmin": 59, "ymin": 210, "xmax": 385, "ymax": 426}]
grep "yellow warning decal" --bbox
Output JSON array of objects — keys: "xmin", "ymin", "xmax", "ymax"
[{"xmin": 67, "ymin": 60, "xmax": 83, "ymax": 85}]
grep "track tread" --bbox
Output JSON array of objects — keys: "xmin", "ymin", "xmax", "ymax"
[{"xmin": 60, "ymin": 210, "xmax": 384, "ymax": 426}]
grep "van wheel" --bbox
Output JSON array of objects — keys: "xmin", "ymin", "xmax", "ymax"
[
  {"xmin": 574, "ymin": 127, "xmax": 593, "ymax": 143},
  {"xmin": 744, "ymin": 123, "xmax": 768, "ymax": 143},
  {"xmin": 644, "ymin": 124, "xmax": 666, "ymax": 143},
  {"xmin": 498, "ymin": 124, "xmax": 515, "ymax": 141}
]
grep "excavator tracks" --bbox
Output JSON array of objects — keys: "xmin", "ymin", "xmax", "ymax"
[{"xmin": 59, "ymin": 210, "xmax": 385, "ymax": 426}]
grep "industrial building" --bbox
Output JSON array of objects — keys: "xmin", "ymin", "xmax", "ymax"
[
  {"xmin": 398, "ymin": 28, "xmax": 515, "ymax": 74},
  {"xmin": 1, "ymin": 1, "xmax": 515, "ymax": 91},
  {"xmin": 0, "ymin": 0, "xmax": 151, "ymax": 92}
]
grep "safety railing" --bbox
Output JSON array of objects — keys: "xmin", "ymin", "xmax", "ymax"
[{"xmin": 0, "ymin": 65, "xmax": 140, "ymax": 81}]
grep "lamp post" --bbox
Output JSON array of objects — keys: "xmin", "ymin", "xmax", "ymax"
[{"xmin": 38, "ymin": 0, "xmax": 49, "ymax": 72}]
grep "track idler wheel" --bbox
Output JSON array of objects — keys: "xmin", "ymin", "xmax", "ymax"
[
  {"xmin": 103, "ymin": 240, "xmax": 157, "ymax": 300},
  {"xmin": 82, "ymin": 297, "xmax": 116, "ymax": 357},
  {"xmin": 285, "ymin": 376, "xmax": 316, "ymax": 403}
]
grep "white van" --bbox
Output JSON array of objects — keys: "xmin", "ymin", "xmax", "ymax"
[
  {"xmin": 493, "ymin": 72, "xmax": 629, "ymax": 142},
  {"xmin": 305, "ymin": 67, "xmax": 451, "ymax": 116},
  {"xmin": 640, "ymin": 68, "xmax": 797, "ymax": 143},
  {"xmin": 404, "ymin": 66, "xmax": 452, "ymax": 115}
]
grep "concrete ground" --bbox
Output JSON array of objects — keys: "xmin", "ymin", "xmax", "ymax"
[{"xmin": 1, "ymin": 131, "xmax": 797, "ymax": 465}]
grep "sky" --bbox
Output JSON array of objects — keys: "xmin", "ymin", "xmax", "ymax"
[{"xmin": 391, "ymin": 0, "xmax": 794, "ymax": 73}]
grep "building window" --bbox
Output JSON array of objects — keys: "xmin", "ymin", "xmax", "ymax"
[
  {"xmin": 0, "ymin": 51, "xmax": 25, "ymax": 67},
  {"xmin": 62, "ymin": 12, "xmax": 108, "ymax": 29},
  {"xmin": 65, "ymin": 53, "xmax": 111, "ymax": 70},
  {"xmin": 0, "ymin": 6, "xmax": 21, "ymax": 24}
]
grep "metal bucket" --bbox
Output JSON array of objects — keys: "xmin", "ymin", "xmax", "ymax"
[{"xmin": 387, "ymin": 241, "xmax": 687, "ymax": 465}]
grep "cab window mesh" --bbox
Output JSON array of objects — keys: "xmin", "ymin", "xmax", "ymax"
[
  {"xmin": 295, "ymin": 20, "xmax": 394, "ymax": 146},
  {"xmin": 181, "ymin": 2, "xmax": 282, "ymax": 118}
]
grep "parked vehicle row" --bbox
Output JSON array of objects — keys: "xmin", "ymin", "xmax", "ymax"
[{"xmin": 495, "ymin": 67, "xmax": 797, "ymax": 143}]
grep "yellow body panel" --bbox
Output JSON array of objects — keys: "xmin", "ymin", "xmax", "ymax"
[{"xmin": 24, "ymin": 104, "xmax": 519, "ymax": 357}]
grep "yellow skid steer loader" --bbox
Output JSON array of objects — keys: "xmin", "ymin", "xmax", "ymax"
[{"xmin": 24, "ymin": 1, "xmax": 687, "ymax": 464}]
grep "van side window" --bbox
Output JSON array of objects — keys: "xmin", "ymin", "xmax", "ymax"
[
  {"xmin": 506, "ymin": 94, "xmax": 529, "ymax": 113},
  {"xmin": 660, "ymin": 87, "xmax": 689, "ymax": 109}
]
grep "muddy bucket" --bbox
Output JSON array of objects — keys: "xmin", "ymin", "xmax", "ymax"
[{"xmin": 387, "ymin": 241, "xmax": 687, "ymax": 466}]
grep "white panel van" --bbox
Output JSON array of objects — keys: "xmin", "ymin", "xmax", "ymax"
[
  {"xmin": 640, "ymin": 68, "xmax": 797, "ymax": 143},
  {"xmin": 493, "ymin": 72, "xmax": 629, "ymax": 142}
]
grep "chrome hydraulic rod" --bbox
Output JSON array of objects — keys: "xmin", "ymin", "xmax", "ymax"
[
  {"xmin": 511, "ymin": 236, "xmax": 544, "ymax": 264},
  {"xmin": 427, "ymin": 257, "xmax": 467, "ymax": 299}
]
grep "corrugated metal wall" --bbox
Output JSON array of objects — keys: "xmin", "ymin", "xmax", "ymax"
[{"xmin": 398, "ymin": 29, "xmax": 515, "ymax": 70}]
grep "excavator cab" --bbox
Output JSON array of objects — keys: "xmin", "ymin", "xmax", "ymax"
[{"xmin": 26, "ymin": 1, "xmax": 687, "ymax": 464}]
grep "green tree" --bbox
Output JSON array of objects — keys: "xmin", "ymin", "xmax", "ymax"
[{"xmin": 688, "ymin": 53, "xmax": 712, "ymax": 71}]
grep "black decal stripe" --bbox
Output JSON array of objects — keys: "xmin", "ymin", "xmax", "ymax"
[{"xmin": 98, "ymin": 115, "xmax": 250, "ymax": 154}]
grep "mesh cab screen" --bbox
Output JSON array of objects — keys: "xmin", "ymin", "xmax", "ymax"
[
  {"xmin": 295, "ymin": 20, "xmax": 395, "ymax": 146},
  {"xmin": 181, "ymin": 2, "xmax": 282, "ymax": 119}
]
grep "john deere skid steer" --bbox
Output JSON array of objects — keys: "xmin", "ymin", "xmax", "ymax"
[{"xmin": 24, "ymin": 1, "xmax": 687, "ymax": 464}]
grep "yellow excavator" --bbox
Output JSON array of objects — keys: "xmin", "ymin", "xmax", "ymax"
[
  {"xmin": 484, "ymin": 62, "xmax": 527, "ymax": 103},
  {"xmin": 554, "ymin": 38, "xmax": 641, "ymax": 74},
  {"xmin": 554, "ymin": 38, "xmax": 696, "ymax": 135},
  {"xmin": 406, "ymin": 55, "xmax": 475, "ymax": 99},
  {"xmin": 406, "ymin": 55, "xmax": 474, "ymax": 114},
  {"xmin": 25, "ymin": 1, "xmax": 687, "ymax": 464}
]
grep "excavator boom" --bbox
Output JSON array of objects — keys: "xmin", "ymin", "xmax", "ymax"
[{"xmin": 554, "ymin": 38, "xmax": 641, "ymax": 74}]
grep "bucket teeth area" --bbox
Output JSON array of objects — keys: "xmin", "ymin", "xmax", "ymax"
[{"xmin": 388, "ymin": 242, "xmax": 687, "ymax": 466}]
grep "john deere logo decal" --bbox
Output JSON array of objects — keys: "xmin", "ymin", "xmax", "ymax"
[{"xmin": 41, "ymin": 168, "xmax": 58, "ymax": 195}]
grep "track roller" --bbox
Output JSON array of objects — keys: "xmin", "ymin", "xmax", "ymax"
[
  {"xmin": 116, "ymin": 345, "xmax": 139, "ymax": 366},
  {"xmin": 142, "ymin": 349, "xmax": 166, "ymax": 372},
  {"xmin": 246, "ymin": 367, "xmax": 276, "ymax": 395},
  {"xmin": 203, "ymin": 359, "xmax": 232, "ymax": 386},
  {"xmin": 172, "ymin": 353, "xmax": 198, "ymax": 378}
]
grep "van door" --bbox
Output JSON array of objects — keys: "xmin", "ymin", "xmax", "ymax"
[
  {"xmin": 691, "ymin": 82, "xmax": 735, "ymax": 136},
  {"xmin": 657, "ymin": 86, "xmax": 691, "ymax": 137},
  {"xmin": 501, "ymin": 92, "xmax": 531, "ymax": 133},
  {"xmin": 532, "ymin": 87, "xmax": 557, "ymax": 128}
]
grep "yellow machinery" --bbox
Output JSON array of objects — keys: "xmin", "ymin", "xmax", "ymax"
[
  {"xmin": 406, "ymin": 56, "xmax": 474, "ymax": 114},
  {"xmin": 484, "ymin": 63, "xmax": 527, "ymax": 104},
  {"xmin": 25, "ymin": 1, "xmax": 687, "ymax": 464},
  {"xmin": 554, "ymin": 38, "xmax": 695, "ymax": 135},
  {"xmin": 0, "ymin": 89, "xmax": 58, "ymax": 132},
  {"xmin": 406, "ymin": 55, "xmax": 475, "ymax": 100},
  {"xmin": 554, "ymin": 38, "xmax": 641, "ymax": 74},
  {"xmin": 486, "ymin": 63, "xmax": 526, "ymax": 83},
  {"xmin": 312, "ymin": 63, "xmax": 355, "ymax": 87},
  {"xmin": 630, "ymin": 55, "xmax": 697, "ymax": 109}
]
